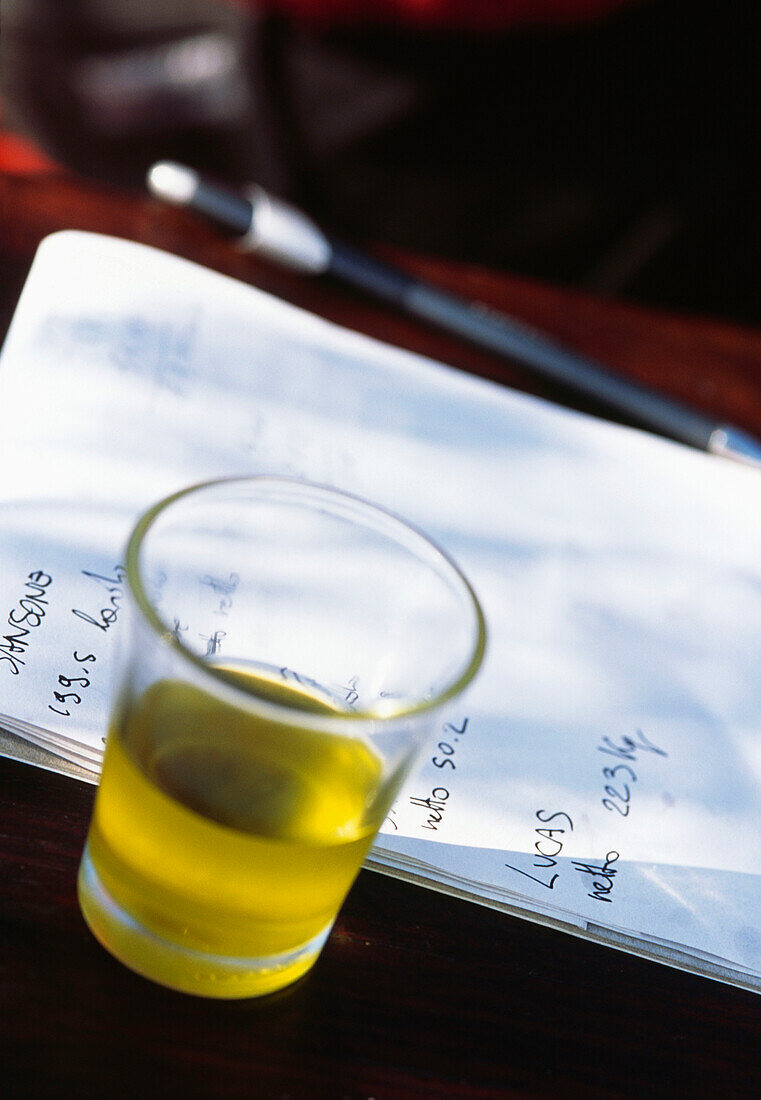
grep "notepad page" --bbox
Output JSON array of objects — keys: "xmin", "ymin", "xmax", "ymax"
[{"xmin": 3, "ymin": 231, "xmax": 761, "ymax": 979}]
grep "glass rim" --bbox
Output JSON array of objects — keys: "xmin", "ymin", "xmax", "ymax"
[{"xmin": 125, "ymin": 475, "xmax": 487, "ymax": 729}]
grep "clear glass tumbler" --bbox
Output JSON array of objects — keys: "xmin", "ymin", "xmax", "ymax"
[{"xmin": 78, "ymin": 476, "xmax": 486, "ymax": 998}]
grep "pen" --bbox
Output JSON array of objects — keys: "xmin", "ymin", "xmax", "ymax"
[{"xmin": 147, "ymin": 160, "xmax": 761, "ymax": 468}]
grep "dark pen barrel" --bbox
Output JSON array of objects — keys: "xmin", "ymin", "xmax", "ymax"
[
  {"xmin": 190, "ymin": 181, "xmax": 254, "ymax": 237},
  {"xmin": 329, "ymin": 243, "xmax": 417, "ymax": 301},
  {"xmin": 329, "ymin": 243, "xmax": 716, "ymax": 448},
  {"xmin": 404, "ymin": 284, "xmax": 718, "ymax": 449}
]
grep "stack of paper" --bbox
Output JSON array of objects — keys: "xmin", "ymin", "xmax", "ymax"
[{"xmin": 3, "ymin": 231, "xmax": 761, "ymax": 991}]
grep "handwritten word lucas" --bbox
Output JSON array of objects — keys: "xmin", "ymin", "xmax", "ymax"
[{"xmin": 504, "ymin": 809, "xmax": 574, "ymax": 891}]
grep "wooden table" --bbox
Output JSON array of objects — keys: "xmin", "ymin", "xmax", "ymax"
[{"xmin": 3, "ymin": 168, "xmax": 761, "ymax": 1099}]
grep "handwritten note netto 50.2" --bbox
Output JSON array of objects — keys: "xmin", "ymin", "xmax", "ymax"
[{"xmin": 3, "ymin": 232, "xmax": 761, "ymax": 992}]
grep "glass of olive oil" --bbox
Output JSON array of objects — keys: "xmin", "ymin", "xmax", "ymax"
[{"xmin": 78, "ymin": 477, "xmax": 486, "ymax": 998}]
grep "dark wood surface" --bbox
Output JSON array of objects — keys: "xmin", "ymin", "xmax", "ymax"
[{"xmin": 3, "ymin": 167, "xmax": 761, "ymax": 1099}]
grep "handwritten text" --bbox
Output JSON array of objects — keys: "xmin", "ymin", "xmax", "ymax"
[{"xmin": 0, "ymin": 570, "xmax": 52, "ymax": 675}]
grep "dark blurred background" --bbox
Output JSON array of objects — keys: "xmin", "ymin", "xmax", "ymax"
[{"xmin": 1, "ymin": 0, "xmax": 759, "ymax": 326}]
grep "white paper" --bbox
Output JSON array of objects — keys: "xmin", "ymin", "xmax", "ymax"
[{"xmin": 3, "ymin": 231, "xmax": 761, "ymax": 981}]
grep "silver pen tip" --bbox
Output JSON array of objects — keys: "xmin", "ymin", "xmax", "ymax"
[
  {"xmin": 146, "ymin": 161, "xmax": 199, "ymax": 206},
  {"xmin": 708, "ymin": 425, "xmax": 761, "ymax": 469}
]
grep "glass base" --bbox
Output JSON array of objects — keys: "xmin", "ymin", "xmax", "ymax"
[{"xmin": 77, "ymin": 846, "xmax": 331, "ymax": 998}]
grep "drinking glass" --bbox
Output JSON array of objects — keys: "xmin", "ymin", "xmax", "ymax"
[{"xmin": 78, "ymin": 476, "xmax": 485, "ymax": 997}]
